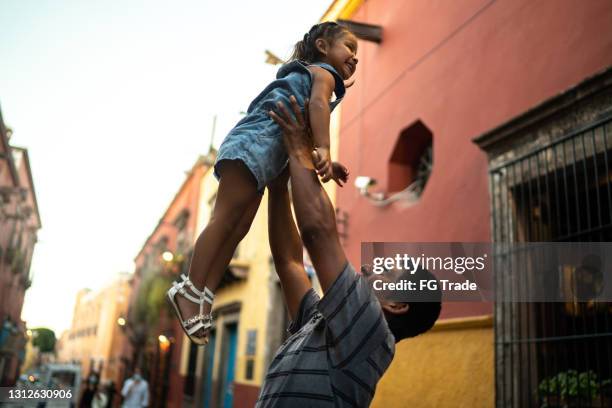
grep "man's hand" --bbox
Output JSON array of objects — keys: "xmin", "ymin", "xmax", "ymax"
[{"xmin": 269, "ymin": 97, "xmax": 314, "ymax": 169}]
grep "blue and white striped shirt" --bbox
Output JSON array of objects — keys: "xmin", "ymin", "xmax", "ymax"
[{"xmin": 258, "ymin": 263, "xmax": 395, "ymax": 407}]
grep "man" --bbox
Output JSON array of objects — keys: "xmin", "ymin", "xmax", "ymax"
[
  {"xmin": 78, "ymin": 374, "xmax": 99, "ymax": 407},
  {"xmin": 259, "ymin": 97, "xmax": 442, "ymax": 407},
  {"xmin": 120, "ymin": 369, "xmax": 148, "ymax": 408}
]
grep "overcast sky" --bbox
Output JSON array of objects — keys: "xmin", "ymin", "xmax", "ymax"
[{"xmin": 0, "ymin": 0, "xmax": 332, "ymax": 334}]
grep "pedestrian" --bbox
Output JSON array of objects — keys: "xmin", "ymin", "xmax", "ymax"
[
  {"xmin": 120, "ymin": 369, "xmax": 148, "ymax": 408},
  {"xmin": 256, "ymin": 98, "xmax": 442, "ymax": 406},
  {"xmin": 167, "ymin": 21, "xmax": 358, "ymax": 345},
  {"xmin": 91, "ymin": 385, "xmax": 108, "ymax": 408},
  {"xmin": 78, "ymin": 374, "xmax": 99, "ymax": 408},
  {"xmin": 103, "ymin": 380, "xmax": 117, "ymax": 408}
]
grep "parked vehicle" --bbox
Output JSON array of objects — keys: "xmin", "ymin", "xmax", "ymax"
[{"xmin": 39, "ymin": 363, "xmax": 81, "ymax": 407}]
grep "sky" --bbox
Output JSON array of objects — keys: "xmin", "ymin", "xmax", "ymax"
[{"xmin": 0, "ymin": 0, "xmax": 332, "ymax": 335}]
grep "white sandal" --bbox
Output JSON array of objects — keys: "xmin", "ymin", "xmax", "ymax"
[{"xmin": 167, "ymin": 274, "xmax": 214, "ymax": 345}]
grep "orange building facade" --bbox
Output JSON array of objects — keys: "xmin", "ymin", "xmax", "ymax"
[{"xmin": 57, "ymin": 273, "xmax": 131, "ymax": 386}]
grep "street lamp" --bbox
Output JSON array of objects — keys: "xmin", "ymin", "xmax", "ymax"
[
  {"xmin": 158, "ymin": 335, "xmax": 170, "ymax": 353},
  {"xmin": 161, "ymin": 251, "xmax": 174, "ymax": 262},
  {"xmin": 116, "ymin": 316, "xmax": 146, "ymax": 372}
]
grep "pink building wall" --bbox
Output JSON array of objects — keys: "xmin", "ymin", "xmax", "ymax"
[{"xmin": 337, "ymin": 0, "xmax": 612, "ymax": 318}]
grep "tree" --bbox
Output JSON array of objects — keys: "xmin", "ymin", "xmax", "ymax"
[{"xmin": 31, "ymin": 328, "xmax": 56, "ymax": 353}]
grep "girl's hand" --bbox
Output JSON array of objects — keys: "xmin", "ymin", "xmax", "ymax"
[
  {"xmin": 330, "ymin": 161, "xmax": 350, "ymax": 187},
  {"xmin": 312, "ymin": 147, "xmax": 332, "ymax": 183}
]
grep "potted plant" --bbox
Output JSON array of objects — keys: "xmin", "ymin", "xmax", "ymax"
[{"xmin": 539, "ymin": 370, "xmax": 612, "ymax": 407}]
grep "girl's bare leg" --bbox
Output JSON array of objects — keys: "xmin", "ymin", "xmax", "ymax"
[
  {"xmin": 205, "ymin": 195, "xmax": 262, "ymax": 291},
  {"xmin": 174, "ymin": 160, "xmax": 259, "ymax": 328}
]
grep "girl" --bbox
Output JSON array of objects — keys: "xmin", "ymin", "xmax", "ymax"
[{"xmin": 167, "ymin": 21, "xmax": 358, "ymax": 344}]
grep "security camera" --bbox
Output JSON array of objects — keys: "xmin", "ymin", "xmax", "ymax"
[{"xmin": 354, "ymin": 176, "xmax": 376, "ymax": 193}]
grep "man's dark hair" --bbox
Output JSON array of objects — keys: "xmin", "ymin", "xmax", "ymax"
[
  {"xmin": 383, "ymin": 268, "xmax": 442, "ymax": 342},
  {"xmin": 289, "ymin": 22, "xmax": 352, "ymax": 63}
]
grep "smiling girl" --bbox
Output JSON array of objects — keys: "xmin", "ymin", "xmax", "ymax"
[{"xmin": 167, "ymin": 21, "xmax": 358, "ymax": 345}]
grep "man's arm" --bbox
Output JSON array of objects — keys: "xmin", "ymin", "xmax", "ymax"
[
  {"xmin": 121, "ymin": 379, "xmax": 132, "ymax": 398},
  {"xmin": 141, "ymin": 382, "xmax": 149, "ymax": 407},
  {"xmin": 267, "ymin": 168, "xmax": 312, "ymax": 319},
  {"xmin": 269, "ymin": 97, "xmax": 348, "ymax": 293}
]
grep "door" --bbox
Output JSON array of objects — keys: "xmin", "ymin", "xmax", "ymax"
[
  {"xmin": 221, "ymin": 323, "xmax": 238, "ymax": 408},
  {"xmin": 202, "ymin": 330, "xmax": 216, "ymax": 408}
]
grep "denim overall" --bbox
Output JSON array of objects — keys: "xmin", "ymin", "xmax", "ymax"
[{"xmin": 214, "ymin": 61, "xmax": 346, "ymax": 191}]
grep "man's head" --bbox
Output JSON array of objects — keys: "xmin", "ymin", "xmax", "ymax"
[
  {"xmin": 362, "ymin": 265, "xmax": 442, "ymax": 342},
  {"xmin": 132, "ymin": 368, "xmax": 142, "ymax": 381}
]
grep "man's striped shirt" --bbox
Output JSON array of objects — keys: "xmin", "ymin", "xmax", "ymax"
[{"xmin": 257, "ymin": 263, "xmax": 395, "ymax": 407}]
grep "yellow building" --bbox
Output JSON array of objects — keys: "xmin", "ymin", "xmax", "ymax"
[{"xmin": 57, "ymin": 273, "xmax": 132, "ymax": 385}]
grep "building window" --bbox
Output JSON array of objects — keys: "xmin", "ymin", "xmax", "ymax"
[
  {"xmin": 173, "ymin": 209, "xmax": 190, "ymax": 231},
  {"xmin": 245, "ymin": 359, "xmax": 255, "ymax": 381},
  {"xmin": 388, "ymin": 120, "xmax": 433, "ymax": 196},
  {"xmin": 475, "ymin": 68, "xmax": 612, "ymax": 407}
]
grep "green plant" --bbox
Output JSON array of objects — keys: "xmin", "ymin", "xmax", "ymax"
[
  {"xmin": 31, "ymin": 328, "xmax": 56, "ymax": 353},
  {"xmin": 134, "ymin": 274, "xmax": 173, "ymax": 327},
  {"xmin": 539, "ymin": 370, "xmax": 611, "ymax": 406}
]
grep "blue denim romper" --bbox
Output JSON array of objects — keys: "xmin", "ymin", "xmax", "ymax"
[{"xmin": 214, "ymin": 61, "xmax": 346, "ymax": 192}]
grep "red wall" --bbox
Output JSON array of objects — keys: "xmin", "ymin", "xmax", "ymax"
[
  {"xmin": 234, "ymin": 383, "xmax": 261, "ymax": 408},
  {"xmin": 337, "ymin": 0, "xmax": 612, "ymax": 318}
]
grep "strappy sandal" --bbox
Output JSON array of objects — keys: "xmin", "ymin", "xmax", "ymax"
[{"xmin": 167, "ymin": 274, "xmax": 214, "ymax": 346}]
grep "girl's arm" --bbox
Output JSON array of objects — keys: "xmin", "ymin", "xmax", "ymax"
[{"xmin": 307, "ymin": 66, "xmax": 336, "ymax": 182}]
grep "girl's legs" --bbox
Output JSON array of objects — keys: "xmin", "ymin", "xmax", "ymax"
[
  {"xmin": 204, "ymin": 195, "xmax": 262, "ymax": 290},
  {"xmin": 174, "ymin": 160, "xmax": 260, "ymax": 330}
]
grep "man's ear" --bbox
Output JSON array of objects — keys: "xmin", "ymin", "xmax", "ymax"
[
  {"xmin": 382, "ymin": 302, "xmax": 410, "ymax": 315},
  {"xmin": 315, "ymin": 38, "xmax": 328, "ymax": 56}
]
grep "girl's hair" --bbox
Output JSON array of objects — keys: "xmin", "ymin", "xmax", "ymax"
[{"xmin": 289, "ymin": 21, "xmax": 351, "ymax": 63}]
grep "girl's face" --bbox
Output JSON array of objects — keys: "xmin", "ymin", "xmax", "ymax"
[{"xmin": 323, "ymin": 31, "xmax": 358, "ymax": 80}]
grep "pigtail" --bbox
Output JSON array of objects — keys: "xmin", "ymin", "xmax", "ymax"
[{"xmin": 289, "ymin": 32, "xmax": 310, "ymax": 62}]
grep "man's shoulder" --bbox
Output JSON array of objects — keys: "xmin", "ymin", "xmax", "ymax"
[
  {"xmin": 318, "ymin": 263, "xmax": 388, "ymax": 359},
  {"xmin": 321, "ymin": 262, "xmax": 378, "ymax": 307}
]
